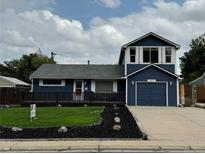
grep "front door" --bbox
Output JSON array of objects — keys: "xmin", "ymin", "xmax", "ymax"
[{"xmin": 75, "ymin": 80, "xmax": 83, "ymax": 100}]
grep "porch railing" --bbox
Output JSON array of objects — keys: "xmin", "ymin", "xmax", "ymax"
[{"xmin": 22, "ymin": 92, "xmax": 125, "ymax": 104}]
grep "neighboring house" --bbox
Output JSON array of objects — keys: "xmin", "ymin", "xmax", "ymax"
[
  {"xmin": 30, "ymin": 32, "xmax": 180, "ymax": 106},
  {"xmin": 189, "ymin": 72, "xmax": 205, "ymax": 86},
  {"xmin": 0, "ymin": 75, "xmax": 30, "ymax": 87}
]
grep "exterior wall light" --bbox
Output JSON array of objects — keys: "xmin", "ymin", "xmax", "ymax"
[{"xmin": 132, "ymin": 81, "xmax": 135, "ymax": 85}]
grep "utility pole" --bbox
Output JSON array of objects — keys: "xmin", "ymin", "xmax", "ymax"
[{"xmin": 51, "ymin": 52, "xmax": 56, "ymax": 61}]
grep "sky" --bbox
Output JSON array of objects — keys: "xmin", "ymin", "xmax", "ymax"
[{"xmin": 0, "ymin": 0, "xmax": 205, "ymax": 75}]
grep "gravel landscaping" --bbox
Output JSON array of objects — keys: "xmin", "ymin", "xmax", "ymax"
[{"xmin": 0, "ymin": 106, "xmax": 144, "ymax": 139}]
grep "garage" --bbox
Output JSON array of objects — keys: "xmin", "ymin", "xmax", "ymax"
[{"xmin": 136, "ymin": 82, "xmax": 167, "ymax": 106}]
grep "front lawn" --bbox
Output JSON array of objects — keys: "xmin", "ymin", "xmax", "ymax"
[{"xmin": 0, "ymin": 106, "xmax": 104, "ymax": 128}]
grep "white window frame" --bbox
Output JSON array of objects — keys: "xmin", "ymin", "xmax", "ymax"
[
  {"xmin": 129, "ymin": 47, "xmax": 136, "ymax": 63},
  {"xmin": 142, "ymin": 47, "xmax": 159, "ymax": 64},
  {"xmin": 39, "ymin": 79, "xmax": 65, "ymax": 87},
  {"xmin": 165, "ymin": 47, "xmax": 172, "ymax": 63}
]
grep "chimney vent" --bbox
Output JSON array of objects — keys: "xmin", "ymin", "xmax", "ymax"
[{"xmin": 88, "ymin": 60, "xmax": 90, "ymax": 65}]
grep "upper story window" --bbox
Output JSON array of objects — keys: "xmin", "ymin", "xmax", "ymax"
[
  {"xmin": 143, "ymin": 48, "xmax": 158, "ymax": 63},
  {"xmin": 165, "ymin": 47, "xmax": 172, "ymax": 63},
  {"xmin": 130, "ymin": 47, "xmax": 136, "ymax": 63}
]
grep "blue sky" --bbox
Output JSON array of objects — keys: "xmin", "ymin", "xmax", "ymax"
[
  {"xmin": 52, "ymin": 0, "xmax": 185, "ymax": 29},
  {"xmin": 0, "ymin": 0, "xmax": 205, "ymax": 74}
]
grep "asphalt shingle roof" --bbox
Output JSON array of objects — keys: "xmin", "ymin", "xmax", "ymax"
[
  {"xmin": 0, "ymin": 75, "xmax": 30, "ymax": 86},
  {"xmin": 30, "ymin": 64, "xmax": 124, "ymax": 79}
]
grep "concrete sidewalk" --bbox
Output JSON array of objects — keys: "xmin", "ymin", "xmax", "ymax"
[
  {"xmin": 1, "ymin": 107, "xmax": 205, "ymax": 152},
  {"xmin": 1, "ymin": 140, "xmax": 205, "ymax": 152}
]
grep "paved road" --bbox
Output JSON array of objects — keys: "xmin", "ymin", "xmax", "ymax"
[{"xmin": 0, "ymin": 107, "xmax": 205, "ymax": 152}]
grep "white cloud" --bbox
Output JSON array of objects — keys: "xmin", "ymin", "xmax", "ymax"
[
  {"xmin": 0, "ymin": 9, "xmax": 125, "ymax": 64},
  {"xmin": 96, "ymin": 0, "xmax": 121, "ymax": 8},
  {"xmin": 0, "ymin": 0, "xmax": 205, "ymax": 75},
  {"xmin": 0, "ymin": 0, "xmax": 55, "ymax": 12}
]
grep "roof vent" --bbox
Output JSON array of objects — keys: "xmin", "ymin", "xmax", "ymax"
[{"xmin": 88, "ymin": 60, "xmax": 90, "ymax": 65}]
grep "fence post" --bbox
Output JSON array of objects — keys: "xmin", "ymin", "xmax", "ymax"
[
  {"xmin": 56, "ymin": 92, "xmax": 58, "ymax": 104},
  {"xmin": 192, "ymin": 86, "xmax": 197, "ymax": 105}
]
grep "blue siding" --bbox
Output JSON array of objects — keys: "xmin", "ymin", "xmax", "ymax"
[
  {"xmin": 117, "ymin": 79, "xmax": 125, "ymax": 93},
  {"xmin": 128, "ymin": 35, "xmax": 174, "ymax": 47},
  {"xmin": 33, "ymin": 79, "xmax": 73, "ymax": 92},
  {"xmin": 84, "ymin": 79, "xmax": 91, "ymax": 92},
  {"xmin": 127, "ymin": 66, "xmax": 177, "ymax": 106},
  {"xmin": 127, "ymin": 64, "xmax": 175, "ymax": 74}
]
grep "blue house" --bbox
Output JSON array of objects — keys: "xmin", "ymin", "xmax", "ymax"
[{"xmin": 30, "ymin": 32, "xmax": 180, "ymax": 106}]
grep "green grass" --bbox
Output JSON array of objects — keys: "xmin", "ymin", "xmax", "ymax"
[{"xmin": 0, "ymin": 106, "xmax": 104, "ymax": 128}]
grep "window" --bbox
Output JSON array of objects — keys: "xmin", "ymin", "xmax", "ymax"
[
  {"xmin": 143, "ymin": 48, "xmax": 158, "ymax": 63},
  {"xmin": 165, "ymin": 47, "xmax": 172, "ymax": 63},
  {"xmin": 130, "ymin": 48, "xmax": 136, "ymax": 63},
  {"xmin": 39, "ymin": 79, "xmax": 65, "ymax": 86},
  {"xmin": 43, "ymin": 80, "xmax": 62, "ymax": 85}
]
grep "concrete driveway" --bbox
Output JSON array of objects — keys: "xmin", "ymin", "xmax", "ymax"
[{"xmin": 129, "ymin": 106, "xmax": 205, "ymax": 147}]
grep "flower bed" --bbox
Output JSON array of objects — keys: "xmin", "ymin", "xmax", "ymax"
[{"xmin": 0, "ymin": 106, "xmax": 145, "ymax": 139}]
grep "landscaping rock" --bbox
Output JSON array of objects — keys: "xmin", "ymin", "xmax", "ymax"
[
  {"xmin": 5, "ymin": 105, "xmax": 10, "ymax": 108},
  {"xmin": 114, "ymin": 106, "xmax": 120, "ymax": 110},
  {"xmin": 113, "ymin": 124, "xmax": 121, "ymax": 131},
  {"xmin": 58, "ymin": 104, "xmax": 62, "ymax": 107},
  {"xmin": 58, "ymin": 126, "xmax": 67, "ymax": 133},
  {"xmin": 0, "ymin": 106, "xmax": 143, "ymax": 139},
  {"xmin": 114, "ymin": 117, "xmax": 121, "ymax": 123},
  {"xmin": 11, "ymin": 127, "xmax": 23, "ymax": 132},
  {"xmin": 115, "ymin": 112, "xmax": 119, "ymax": 116}
]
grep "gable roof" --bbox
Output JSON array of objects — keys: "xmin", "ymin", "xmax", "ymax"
[
  {"xmin": 189, "ymin": 72, "xmax": 205, "ymax": 85},
  {"xmin": 30, "ymin": 64, "xmax": 124, "ymax": 79},
  {"xmin": 122, "ymin": 32, "xmax": 180, "ymax": 48},
  {"xmin": 123, "ymin": 64, "xmax": 180, "ymax": 79},
  {"xmin": 0, "ymin": 76, "xmax": 30, "ymax": 87},
  {"xmin": 118, "ymin": 32, "xmax": 180, "ymax": 64}
]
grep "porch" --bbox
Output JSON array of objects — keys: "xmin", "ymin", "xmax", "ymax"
[{"xmin": 22, "ymin": 92, "xmax": 125, "ymax": 105}]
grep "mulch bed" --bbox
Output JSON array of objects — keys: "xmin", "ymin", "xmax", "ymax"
[{"xmin": 0, "ymin": 106, "xmax": 145, "ymax": 139}]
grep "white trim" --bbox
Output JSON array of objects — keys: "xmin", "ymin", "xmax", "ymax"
[
  {"xmin": 177, "ymin": 79, "xmax": 179, "ymax": 106},
  {"xmin": 91, "ymin": 80, "xmax": 95, "ymax": 92},
  {"xmin": 73, "ymin": 80, "xmax": 84, "ymax": 92},
  {"xmin": 113, "ymin": 80, "xmax": 118, "ymax": 92},
  {"xmin": 124, "ymin": 64, "xmax": 180, "ymax": 79},
  {"xmin": 122, "ymin": 32, "xmax": 180, "ymax": 49},
  {"xmin": 39, "ymin": 79, "xmax": 65, "ymax": 86},
  {"xmin": 135, "ymin": 81, "xmax": 168, "ymax": 106},
  {"xmin": 166, "ymin": 82, "xmax": 169, "ymax": 106},
  {"xmin": 31, "ymin": 79, "xmax": 33, "ymax": 92},
  {"xmin": 141, "ymin": 47, "xmax": 160, "ymax": 64},
  {"xmin": 126, "ymin": 78, "xmax": 128, "ymax": 104}
]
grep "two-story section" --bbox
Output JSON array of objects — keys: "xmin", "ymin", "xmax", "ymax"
[{"xmin": 118, "ymin": 32, "xmax": 180, "ymax": 106}]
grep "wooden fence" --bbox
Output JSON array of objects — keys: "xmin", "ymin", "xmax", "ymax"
[
  {"xmin": 0, "ymin": 87, "xmax": 30, "ymax": 105},
  {"xmin": 197, "ymin": 86, "xmax": 205, "ymax": 103}
]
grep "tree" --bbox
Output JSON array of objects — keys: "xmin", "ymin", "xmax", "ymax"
[
  {"xmin": 0, "ymin": 53, "xmax": 56, "ymax": 83},
  {"xmin": 180, "ymin": 33, "xmax": 205, "ymax": 83}
]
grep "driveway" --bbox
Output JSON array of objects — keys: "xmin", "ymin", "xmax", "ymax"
[{"xmin": 129, "ymin": 106, "xmax": 205, "ymax": 147}]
